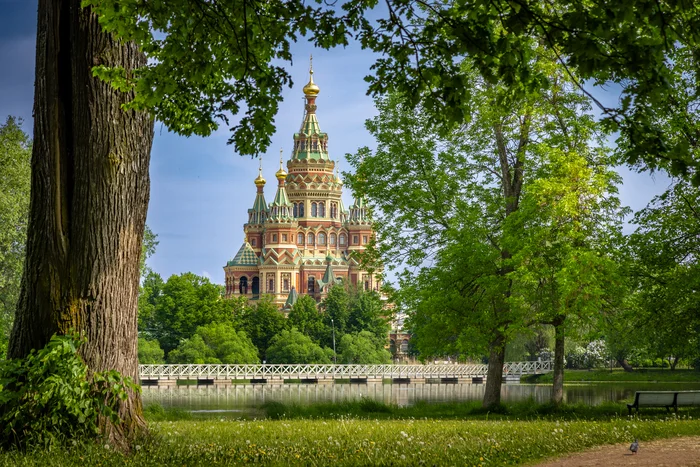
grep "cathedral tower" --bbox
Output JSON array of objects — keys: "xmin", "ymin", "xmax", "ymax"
[{"xmin": 224, "ymin": 58, "xmax": 379, "ymax": 308}]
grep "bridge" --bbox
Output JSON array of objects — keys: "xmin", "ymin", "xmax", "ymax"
[{"xmin": 139, "ymin": 361, "xmax": 552, "ymax": 387}]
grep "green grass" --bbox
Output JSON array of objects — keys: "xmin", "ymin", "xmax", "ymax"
[
  {"xmin": 1, "ymin": 414, "xmax": 699, "ymax": 466},
  {"xmin": 526, "ymin": 369, "xmax": 700, "ymax": 383}
]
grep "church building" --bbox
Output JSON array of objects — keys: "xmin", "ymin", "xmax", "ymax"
[{"xmin": 223, "ymin": 61, "xmax": 379, "ymax": 309}]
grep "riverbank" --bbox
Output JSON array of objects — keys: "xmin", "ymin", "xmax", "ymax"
[
  {"xmin": 1, "ymin": 414, "xmax": 699, "ymax": 466},
  {"xmin": 525, "ymin": 368, "xmax": 700, "ymax": 383}
]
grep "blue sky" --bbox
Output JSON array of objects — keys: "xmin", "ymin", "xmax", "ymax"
[{"xmin": 0, "ymin": 0, "xmax": 671, "ymax": 285}]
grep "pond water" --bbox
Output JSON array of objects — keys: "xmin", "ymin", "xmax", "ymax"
[{"xmin": 142, "ymin": 382, "xmax": 700, "ymax": 411}]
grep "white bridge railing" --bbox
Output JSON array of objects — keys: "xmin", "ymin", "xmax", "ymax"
[{"xmin": 139, "ymin": 361, "xmax": 552, "ymax": 380}]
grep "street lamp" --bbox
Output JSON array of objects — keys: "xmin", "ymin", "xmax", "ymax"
[{"xmin": 331, "ymin": 318, "xmax": 336, "ymax": 364}]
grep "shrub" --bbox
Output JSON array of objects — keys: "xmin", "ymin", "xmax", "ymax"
[
  {"xmin": 0, "ymin": 334, "xmax": 138, "ymax": 449},
  {"xmin": 138, "ymin": 337, "xmax": 165, "ymax": 364}
]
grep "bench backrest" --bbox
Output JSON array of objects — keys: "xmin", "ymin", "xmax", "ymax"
[
  {"xmin": 676, "ymin": 392, "xmax": 700, "ymax": 406},
  {"xmin": 636, "ymin": 392, "xmax": 676, "ymax": 405}
]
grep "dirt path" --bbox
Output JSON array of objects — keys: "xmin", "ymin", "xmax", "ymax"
[{"xmin": 532, "ymin": 436, "xmax": 700, "ymax": 467}]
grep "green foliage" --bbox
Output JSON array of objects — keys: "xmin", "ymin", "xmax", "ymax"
[
  {"xmin": 0, "ymin": 116, "xmax": 31, "ymax": 359},
  {"xmin": 167, "ymin": 322, "xmax": 259, "ymax": 364},
  {"xmin": 235, "ymin": 296, "xmax": 287, "ymax": 360},
  {"xmin": 288, "ymin": 295, "xmax": 328, "ymax": 344},
  {"xmin": 321, "ymin": 284, "xmax": 350, "ymax": 337},
  {"xmin": 0, "ymin": 334, "xmax": 138, "ymax": 449},
  {"xmin": 139, "ymin": 225, "xmax": 158, "ymax": 279},
  {"xmin": 347, "ymin": 290, "xmax": 390, "ymax": 339},
  {"xmin": 337, "ymin": 331, "xmax": 391, "ymax": 364},
  {"xmin": 140, "ymin": 272, "xmax": 236, "ymax": 355},
  {"xmin": 138, "ymin": 338, "xmax": 164, "ymax": 364},
  {"xmin": 85, "ymin": 2, "xmax": 699, "ymax": 180},
  {"xmin": 627, "ymin": 179, "xmax": 700, "ymax": 367},
  {"xmin": 346, "ymin": 1, "xmax": 700, "ymax": 182},
  {"xmin": 83, "ymin": 0, "xmax": 348, "ymax": 156},
  {"xmin": 266, "ymin": 328, "xmax": 331, "ymax": 364}
]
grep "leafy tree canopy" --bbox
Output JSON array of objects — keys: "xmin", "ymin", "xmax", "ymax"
[
  {"xmin": 234, "ymin": 296, "xmax": 288, "ymax": 361},
  {"xmin": 85, "ymin": 1, "xmax": 699, "ymax": 180},
  {"xmin": 137, "ymin": 337, "xmax": 164, "ymax": 364},
  {"xmin": 141, "ymin": 272, "xmax": 235, "ymax": 355},
  {"xmin": 337, "ymin": 331, "xmax": 391, "ymax": 364},
  {"xmin": 288, "ymin": 295, "xmax": 328, "ymax": 344},
  {"xmin": 266, "ymin": 328, "xmax": 331, "ymax": 364},
  {"xmin": 0, "ymin": 116, "xmax": 30, "ymax": 359},
  {"xmin": 167, "ymin": 322, "xmax": 259, "ymax": 364}
]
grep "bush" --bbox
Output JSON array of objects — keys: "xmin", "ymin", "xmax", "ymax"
[
  {"xmin": 138, "ymin": 337, "xmax": 165, "ymax": 364},
  {"xmin": 266, "ymin": 328, "xmax": 331, "ymax": 364},
  {"xmin": 0, "ymin": 334, "xmax": 138, "ymax": 449}
]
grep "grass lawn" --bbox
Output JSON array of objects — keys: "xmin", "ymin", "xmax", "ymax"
[
  {"xmin": 1, "ymin": 402, "xmax": 700, "ymax": 466},
  {"xmin": 526, "ymin": 368, "xmax": 700, "ymax": 383}
]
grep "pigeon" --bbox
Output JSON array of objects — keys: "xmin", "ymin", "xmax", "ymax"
[{"xmin": 629, "ymin": 439, "xmax": 639, "ymax": 455}]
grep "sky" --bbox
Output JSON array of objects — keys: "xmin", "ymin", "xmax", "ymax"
[{"xmin": 0, "ymin": 0, "xmax": 672, "ymax": 286}]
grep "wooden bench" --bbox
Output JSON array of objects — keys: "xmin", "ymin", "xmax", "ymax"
[{"xmin": 627, "ymin": 391, "xmax": 700, "ymax": 415}]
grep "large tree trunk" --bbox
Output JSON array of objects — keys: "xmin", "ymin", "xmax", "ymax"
[
  {"xmin": 551, "ymin": 319, "xmax": 565, "ymax": 405},
  {"xmin": 483, "ymin": 332, "xmax": 506, "ymax": 408},
  {"xmin": 8, "ymin": 0, "xmax": 153, "ymax": 446}
]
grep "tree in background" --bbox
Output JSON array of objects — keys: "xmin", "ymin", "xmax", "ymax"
[
  {"xmin": 347, "ymin": 289, "xmax": 390, "ymax": 339},
  {"xmin": 137, "ymin": 338, "xmax": 164, "ymax": 364},
  {"xmin": 266, "ymin": 328, "xmax": 331, "ymax": 364},
  {"xmin": 349, "ymin": 55, "xmax": 612, "ymax": 406},
  {"xmin": 321, "ymin": 283, "xmax": 351, "ymax": 340},
  {"xmin": 628, "ymin": 179, "xmax": 700, "ymax": 369},
  {"xmin": 144, "ymin": 273, "xmax": 236, "ymax": 356},
  {"xmin": 288, "ymin": 295, "xmax": 328, "ymax": 345},
  {"xmin": 0, "ymin": 117, "xmax": 30, "ymax": 359},
  {"xmin": 337, "ymin": 331, "xmax": 391, "ymax": 364},
  {"xmin": 235, "ymin": 296, "xmax": 287, "ymax": 362},
  {"xmin": 167, "ymin": 322, "xmax": 258, "ymax": 364}
]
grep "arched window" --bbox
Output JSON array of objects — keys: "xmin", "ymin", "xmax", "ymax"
[
  {"xmin": 268, "ymin": 278, "xmax": 274, "ymax": 293},
  {"xmin": 293, "ymin": 203, "xmax": 298, "ymax": 217},
  {"xmin": 299, "ymin": 203, "xmax": 305, "ymax": 217},
  {"xmin": 330, "ymin": 202, "xmax": 337, "ymax": 219},
  {"xmin": 308, "ymin": 276, "xmax": 315, "ymax": 294},
  {"xmin": 297, "ymin": 233, "xmax": 304, "ymax": 244},
  {"xmin": 330, "ymin": 233, "xmax": 337, "ymax": 246},
  {"xmin": 252, "ymin": 277, "xmax": 260, "ymax": 299},
  {"xmin": 307, "ymin": 233, "xmax": 315, "ymax": 245},
  {"xmin": 311, "ymin": 202, "xmax": 318, "ymax": 217},
  {"xmin": 318, "ymin": 232, "xmax": 326, "ymax": 245},
  {"xmin": 319, "ymin": 202, "xmax": 325, "ymax": 217},
  {"xmin": 400, "ymin": 340, "xmax": 409, "ymax": 353},
  {"xmin": 239, "ymin": 276, "xmax": 248, "ymax": 295},
  {"xmin": 339, "ymin": 234, "xmax": 346, "ymax": 246}
]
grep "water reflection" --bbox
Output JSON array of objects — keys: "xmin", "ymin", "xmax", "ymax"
[{"xmin": 143, "ymin": 382, "xmax": 700, "ymax": 410}]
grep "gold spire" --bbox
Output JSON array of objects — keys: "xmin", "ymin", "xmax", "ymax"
[
  {"xmin": 335, "ymin": 167, "xmax": 343, "ymax": 185},
  {"xmin": 302, "ymin": 54, "xmax": 320, "ymax": 97},
  {"xmin": 254, "ymin": 155, "xmax": 266, "ymax": 186},
  {"xmin": 275, "ymin": 148, "xmax": 287, "ymax": 180}
]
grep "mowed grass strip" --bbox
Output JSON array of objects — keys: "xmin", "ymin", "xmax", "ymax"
[
  {"xmin": 528, "ymin": 369, "xmax": 700, "ymax": 383},
  {"xmin": 1, "ymin": 416, "xmax": 699, "ymax": 466}
]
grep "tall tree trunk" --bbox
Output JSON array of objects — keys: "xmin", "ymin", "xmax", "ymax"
[
  {"xmin": 483, "ymin": 332, "xmax": 506, "ymax": 408},
  {"xmin": 8, "ymin": 0, "xmax": 153, "ymax": 446},
  {"xmin": 551, "ymin": 318, "xmax": 565, "ymax": 405}
]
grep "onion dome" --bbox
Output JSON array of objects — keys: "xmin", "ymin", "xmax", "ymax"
[
  {"xmin": 254, "ymin": 167, "xmax": 266, "ymax": 187},
  {"xmin": 303, "ymin": 56, "xmax": 320, "ymax": 97},
  {"xmin": 275, "ymin": 151, "xmax": 287, "ymax": 180},
  {"xmin": 254, "ymin": 156, "xmax": 266, "ymax": 186}
]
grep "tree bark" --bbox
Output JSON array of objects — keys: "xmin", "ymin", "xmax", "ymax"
[
  {"xmin": 551, "ymin": 319, "xmax": 565, "ymax": 405},
  {"xmin": 483, "ymin": 332, "xmax": 506, "ymax": 408},
  {"xmin": 8, "ymin": 0, "xmax": 153, "ymax": 446},
  {"xmin": 616, "ymin": 358, "xmax": 634, "ymax": 372}
]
